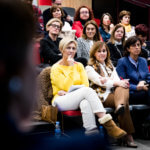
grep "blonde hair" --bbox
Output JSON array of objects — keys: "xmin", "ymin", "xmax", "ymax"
[
  {"xmin": 46, "ymin": 18, "xmax": 63, "ymax": 31},
  {"xmin": 59, "ymin": 38, "xmax": 77, "ymax": 53},
  {"xmin": 88, "ymin": 41, "xmax": 113, "ymax": 69}
]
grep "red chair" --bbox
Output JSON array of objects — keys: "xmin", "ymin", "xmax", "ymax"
[{"xmin": 38, "ymin": 0, "xmax": 52, "ymax": 5}]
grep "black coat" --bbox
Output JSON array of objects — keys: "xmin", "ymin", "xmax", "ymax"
[
  {"xmin": 40, "ymin": 36, "xmax": 62, "ymax": 66},
  {"xmin": 107, "ymin": 42, "xmax": 124, "ymax": 67}
]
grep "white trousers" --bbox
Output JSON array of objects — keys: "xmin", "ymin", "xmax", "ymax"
[{"xmin": 52, "ymin": 87, "xmax": 106, "ymax": 131}]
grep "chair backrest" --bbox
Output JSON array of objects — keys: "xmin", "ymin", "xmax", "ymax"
[
  {"xmin": 33, "ymin": 66, "xmax": 53, "ymax": 120},
  {"xmin": 39, "ymin": 5, "xmax": 51, "ymax": 13},
  {"xmin": 37, "ymin": 66, "xmax": 53, "ymax": 104},
  {"xmin": 62, "ymin": 7, "xmax": 75, "ymax": 17}
]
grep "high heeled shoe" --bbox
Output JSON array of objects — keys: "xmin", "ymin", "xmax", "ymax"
[
  {"xmin": 126, "ymin": 141, "xmax": 138, "ymax": 148},
  {"xmin": 117, "ymin": 135, "xmax": 138, "ymax": 148}
]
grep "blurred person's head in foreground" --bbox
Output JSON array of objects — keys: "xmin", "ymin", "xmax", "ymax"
[{"xmin": 0, "ymin": 0, "xmax": 36, "ymax": 133}]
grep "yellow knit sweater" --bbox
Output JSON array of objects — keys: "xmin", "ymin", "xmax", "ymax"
[{"xmin": 50, "ymin": 62, "xmax": 89, "ymax": 103}]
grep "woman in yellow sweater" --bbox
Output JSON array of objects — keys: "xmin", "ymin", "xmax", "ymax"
[{"xmin": 50, "ymin": 38, "xmax": 126, "ymax": 138}]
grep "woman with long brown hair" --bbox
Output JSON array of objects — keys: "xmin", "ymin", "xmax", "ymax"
[
  {"xmin": 86, "ymin": 41, "xmax": 137, "ymax": 148},
  {"xmin": 77, "ymin": 20, "xmax": 102, "ymax": 62}
]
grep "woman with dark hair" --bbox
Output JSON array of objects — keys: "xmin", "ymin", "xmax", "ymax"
[
  {"xmin": 86, "ymin": 41, "xmax": 137, "ymax": 148},
  {"xmin": 72, "ymin": 5, "xmax": 95, "ymax": 38},
  {"xmin": 77, "ymin": 20, "xmax": 102, "ymax": 62},
  {"xmin": 43, "ymin": 0, "xmax": 72, "ymax": 31},
  {"xmin": 135, "ymin": 24, "xmax": 150, "ymax": 63},
  {"xmin": 119, "ymin": 10, "xmax": 135, "ymax": 40},
  {"xmin": 116, "ymin": 36, "xmax": 150, "ymax": 105},
  {"xmin": 107, "ymin": 24, "xmax": 126, "ymax": 66},
  {"xmin": 43, "ymin": 5, "xmax": 71, "ymax": 32},
  {"xmin": 99, "ymin": 13, "xmax": 114, "ymax": 42}
]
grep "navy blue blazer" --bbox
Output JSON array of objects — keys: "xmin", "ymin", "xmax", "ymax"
[{"xmin": 116, "ymin": 56, "xmax": 150, "ymax": 93}]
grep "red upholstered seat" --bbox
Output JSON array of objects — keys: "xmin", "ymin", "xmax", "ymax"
[{"xmin": 62, "ymin": 110, "xmax": 82, "ymax": 116}]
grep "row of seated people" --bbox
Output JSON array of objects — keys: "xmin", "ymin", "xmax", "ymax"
[
  {"xmin": 27, "ymin": 0, "xmax": 150, "ymax": 69},
  {"xmin": 38, "ymin": 17, "xmax": 150, "ymax": 69},
  {"xmin": 22, "ymin": 0, "xmax": 150, "ymax": 146},
  {"xmin": 41, "ymin": 36, "xmax": 150, "ymax": 148}
]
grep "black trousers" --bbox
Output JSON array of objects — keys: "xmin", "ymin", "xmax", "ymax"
[{"xmin": 129, "ymin": 88, "xmax": 150, "ymax": 105}]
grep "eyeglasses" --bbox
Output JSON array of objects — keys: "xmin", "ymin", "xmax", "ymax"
[
  {"xmin": 66, "ymin": 46, "xmax": 76, "ymax": 51},
  {"xmin": 80, "ymin": 11, "xmax": 89, "ymax": 14},
  {"xmin": 49, "ymin": 24, "xmax": 60, "ymax": 29}
]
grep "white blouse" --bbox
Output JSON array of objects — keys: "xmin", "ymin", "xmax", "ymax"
[{"xmin": 85, "ymin": 63, "xmax": 120, "ymax": 101}]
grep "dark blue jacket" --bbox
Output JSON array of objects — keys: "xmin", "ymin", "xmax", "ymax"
[{"xmin": 116, "ymin": 56, "xmax": 150, "ymax": 93}]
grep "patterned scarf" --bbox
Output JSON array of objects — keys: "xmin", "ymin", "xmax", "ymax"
[{"xmin": 89, "ymin": 61, "xmax": 113, "ymax": 102}]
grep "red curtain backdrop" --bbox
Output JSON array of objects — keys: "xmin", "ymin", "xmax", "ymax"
[{"xmin": 39, "ymin": 0, "xmax": 52, "ymax": 5}]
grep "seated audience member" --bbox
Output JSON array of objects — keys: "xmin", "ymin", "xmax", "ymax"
[
  {"xmin": 51, "ymin": 38, "xmax": 127, "ymax": 139},
  {"xmin": 119, "ymin": 10, "xmax": 135, "ymax": 40},
  {"xmin": 107, "ymin": 24, "xmax": 125, "ymax": 67},
  {"xmin": 48, "ymin": 5, "xmax": 75, "ymax": 39},
  {"xmin": 77, "ymin": 20, "xmax": 102, "ymax": 62},
  {"xmin": 99, "ymin": 13, "xmax": 114, "ymax": 42},
  {"xmin": 135, "ymin": 24, "xmax": 150, "ymax": 63},
  {"xmin": 85, "ymin": 41, "xmax": 137, "ymax": 148},
  {"xmin": 40, "ymin": 18, "xmax": 63, "ymax": 66},
  {"xmin": 116, "ymin": 36, "xmax": 150, "ymax": 105},
  {"xmin": 43, "ymin": 0, "xmax": 72, "ymax": 31},
  {"xmin": 72, "ymin": 5, "xmax": 95, "ymax": 38},
  {"xmin": 43, "ymin": 5, "xmax": 72, "ymax": 32}
]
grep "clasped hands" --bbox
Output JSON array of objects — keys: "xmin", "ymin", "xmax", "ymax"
[{"xmin": 137, "ymin": 81, "xmax": 149, "ymax": 91}]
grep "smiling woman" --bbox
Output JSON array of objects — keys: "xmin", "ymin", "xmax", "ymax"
[
  {"xmin": 77, "ymin": 20, "xmax": 102, "ymax": 62},
  {"xmin": 85, "ymin": 41, "xmax": 137, "ymax": 148}
]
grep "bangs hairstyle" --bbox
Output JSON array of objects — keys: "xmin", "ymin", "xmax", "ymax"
[
  {"xmin": 82, "ymin": 20, "xmax": 101, "ymax": 41},
  {"xmin": 46, "ymin": 18, "xmax": 63, "ymax": 31},
  {"xmin": 59, "ymin": 38, "xmax": 77, "ymax": 53},
  {"xmin": 109, "ymin": 24, "xmax": 125, "ymax": 45},
  {"xmin": 119, "ymin": 10, "xmax": 131, "ymax": 21},
  {"xmin": 74, "ymin": 5, "xmax": 94, "ymax": 21},
  {"xmin": 124, "ymin": 36, "xmax": 142, "ymax": 56},
  {"xmin": 50, "ymin": 5, "xmax": 65, "ymax": 17},
  {"xmin": 100, "ymin": 12, "xmax": 113, "ymax": 30},
  {"xmin": 88, "ymin": 41, "xmax": 113, "ymax": 69}
]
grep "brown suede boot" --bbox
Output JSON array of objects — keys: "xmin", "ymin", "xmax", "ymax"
[{"xmin": 98, "ymin": 114, "xmax": 127, "ymax": 139}]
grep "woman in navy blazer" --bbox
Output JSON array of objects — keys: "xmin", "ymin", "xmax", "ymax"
[{"xmin": 116, "ymin": 36, "xmax": 150, "ymax": 105}]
